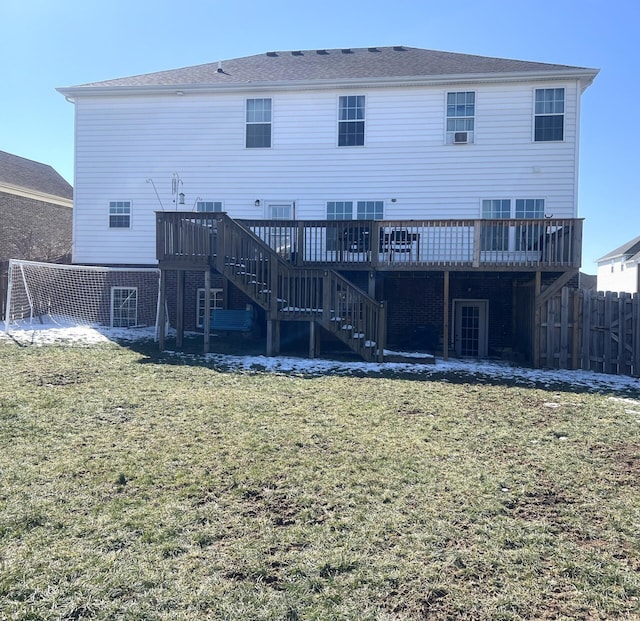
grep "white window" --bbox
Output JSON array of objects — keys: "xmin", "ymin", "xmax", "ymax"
[
  {"xmin": 267, "ymin": 202, "xmax": 293, "ymax": 220},
  {"xmin": 534, "ymin": 88, "xmax": 564, "ymax": 142},
  {"xmin": 327, "ymin": 201, "xmax": 353, "ymax": 221},
  {"xmin": 481, "ymin": 199, "xmax": 545, "ymax": 251},
  {"xmin": 111, "ymin": 287, "xmax": 137, "ymax": 327},
  {"xmin": 109, "ymin": 201, "xmax": 131, "ymax": 228},
  {"xmin": 481, "ymin": 199, "xmax": 510, "ymax": 251},
  {"xmin": 196, "ymin": 201, "xmax": 223, "ymax": 212},
  {"xmin": 446, "ymin": 91, "xmax": 475, "ymax": 144},
  {"xmin": 338, "ymin": 95, "xmax": 365, "ymax": 146},
  {"xmin": 326, "ymin": 201, "xmax": 354, "ymax": 251},
  {"xmin": 356, "ymin": 200, "xmax": 384, "ymax": 220},
  {"xmin": 246, "ymin": 98, "xmax": 272, "ymax": 148},
  {"xmin": 196, "ymin": 288, "xmax": 223, "ymax": 328}
]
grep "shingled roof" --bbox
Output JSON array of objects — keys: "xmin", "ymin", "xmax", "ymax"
[
  {"xmin": 63, "ymin": 46, "xmax": 597, "ymax": 91},
  {"xmin": 0, "ymin": 151, "xmax": 72, "ymax": 200},
  {"xmin": 597, "ymin": 236, "xmax": 640, "ymax": 263}
]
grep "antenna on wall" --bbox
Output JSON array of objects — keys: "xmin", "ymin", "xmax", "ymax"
[{"xmin": 146, "ymin": 178, "xmax": 164, "ymax": 210}]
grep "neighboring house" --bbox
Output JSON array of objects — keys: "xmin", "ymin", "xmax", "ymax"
[
  {"xmin": 0, "ymin": 150, "xmax": 72, "ymax": 264},
  {"xmin": 596, "ymin": 236, "xmax": 640, "ymax": 293},
  {"xmin": 0, "ymin": 150, "xmax": 73, "ymax": 315},
  {"xmin": 57, "ymin": 46, "xmax": 598, "ymax": 361}
]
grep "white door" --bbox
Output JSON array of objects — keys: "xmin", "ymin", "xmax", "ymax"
[
  {"xmin": 454, "ymin": 300, "xmax": 488, "ymax": 357},
  {"xmin": 265, "ymin": 201, "xmax": 295, "ymax": 258}
]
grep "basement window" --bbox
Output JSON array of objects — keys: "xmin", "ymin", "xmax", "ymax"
[{"xmin": 111, "ymin": 287, "xmax": 137, "ymax": 327}]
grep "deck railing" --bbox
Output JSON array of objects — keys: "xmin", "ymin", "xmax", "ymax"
[
  {"xmin": 215, "ymin": 214, "xmax": 385, "ymax": 360},
  {"xmin": 156, "ymin": 213, "xmax": 582, "ymax": 270},
  {"xmin": 240, "ymin": 217, "xmax": 583, "ymax": 270}
]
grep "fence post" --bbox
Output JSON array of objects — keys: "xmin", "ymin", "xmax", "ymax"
[
  {"xmin": 634, "ymin": 293, "xmax": 640, "ymax": 377},
  {"xmin": 572, "ymin": 289, "xmax": 581, "ymax": 370}
]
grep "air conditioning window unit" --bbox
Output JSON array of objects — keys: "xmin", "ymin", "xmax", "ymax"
[{"xmin": 454, "ymin": 132, "xmax": 469, "ymax": 144}]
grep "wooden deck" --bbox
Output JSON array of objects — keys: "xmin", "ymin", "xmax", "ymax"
[{"xmin": 157, "ymin": 212, "xmax": 582, "ymax": 272}]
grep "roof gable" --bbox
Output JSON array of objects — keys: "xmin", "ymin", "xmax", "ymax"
[
  {"xmin": 0, "ymin": 151, "xmax": 72, "ymax": 200},
  {"xmin": 597, "ymin": 235, "xmax": 640, "ymax": 263},
  {"xmin": 62, "ymin": 46, "xmax": 598, "ymax": 92}
]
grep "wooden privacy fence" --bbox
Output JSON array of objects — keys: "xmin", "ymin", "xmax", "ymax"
[{"xmin": 538, "ymin": 289, "xmax": 640, "ymax": 377}]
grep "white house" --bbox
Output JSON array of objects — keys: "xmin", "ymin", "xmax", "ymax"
[
  {"xmin": 57, "ymin": 46, "xmax": 598, "ymax": 361},
  {"xmin": 596, "ymin": 236, "xmax": 640, "ymax": 293}
]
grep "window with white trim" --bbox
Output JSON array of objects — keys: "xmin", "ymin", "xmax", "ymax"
[
  {"xmin": 515, "ymin": 199, "xmax": 544, "ymax": 251},
  {"xmin": 109, "ymin": 201, "xmax": 131, "ymax": 228},
  {"xmin": 338, "ymin": 95, "xmax": 365, "ymax": 146},
  {"xmin": 246, "ymin": 98, "xmax": 272, "ymax": 148},
  {"xmin": 356, "ymin": 200, "xmax": 384, "ymax": 220},
  {"xmin": 534, "ymin": 88, "xmax": 564, "ymax": 142},
  {"xmin": 196, "ymin": 288, "xmax": 223, "ymax": 328},
  {"xmin": 326, "ymin": 201, "xmax": 354, "ymax": 251},
  {"xmin": 327, "ymin": 201, "xmax": 353, "ymax": 221},
  {"xmin": 481, "ymin": 199, "xmax": 510, "ymax": 251},
  {"xmin": 481, "ymin": 199, "xmax": 545, "ymax": 251},
  {"xmin": 196, "ymin": 201, "xmax": 223, "ymax": 212},
  {"xmin": 267, "ymin": 202, "xmax": 293, "ymax": 219},
  {"xmin": 111, "ymin": 287, "xmax": 137, "ymax": 327},
  {"xmin": 446, "ymin": 91, "xmax": 475, "ymax": 144}
]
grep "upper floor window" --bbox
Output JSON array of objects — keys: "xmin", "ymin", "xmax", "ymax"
[
  {"xmin": 109, "ymin": 200, "xmax": 131, "ymax": 228},
  {"xmin": 534, "ymin": 88, "xmax": 564, "ymax": 142},
  {"xmin": 338, "ymin": 96, "xmax": 365, "ymax": 146},
  {"xmin": 356, "ymin": 200, "xmax": 384, "ymax": 220},
  {"xmin": 246, "ymin": 98, "xmax": 272, "ymax": 148},
  {"xmin": 196, "ymin": 201, "xmax": 223, "ymax": 212},
  {"xmin": 446, "ymin": 91, "xmax": 475, "ymax": 144}
]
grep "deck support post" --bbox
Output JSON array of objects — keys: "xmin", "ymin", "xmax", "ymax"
[
  {"xmin": 266, "ymin": 317, "xmax": 280, "ymax": 356},
  {"xmin": 309, "ymin": 320, "xmax": 316, "ymax": 358},
  {"xmin": 368, "ymin": 271, "xmax": 376, "ymax": 299},
  {"xmin": 443, "ymin": 271, "xmax": 450, "ymax": 360},
  {"xmin": 176, "ymin": 270, "xmax": 184, "ymax": 348},
  {"xmin": 158, "ymin": 269, "xmax": 166, "ymax": 351},
  {"xmin": 204, "ymin": 269, "xmax": 211, "ymax": 354},
  {"xmin": 533, "ymin": 271, "xmax": 542, "ymax": 368}
]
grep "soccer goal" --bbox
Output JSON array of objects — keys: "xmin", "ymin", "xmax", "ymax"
[{"xmin": 4, "ymin": 259, "xmax": 160, "ymax": 332}]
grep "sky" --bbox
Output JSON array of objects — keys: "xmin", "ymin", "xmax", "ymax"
[{"xmin": 1, "ymin": 0, "xmax": 637, "ymax": 272}]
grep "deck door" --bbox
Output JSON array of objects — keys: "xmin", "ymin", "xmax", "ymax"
[
  {"xmin": 454, "ymin": 300, "xmax": 488, "ymax": 358},
  {"xmin": 265, "ymin": 201, "xmax": 295, "ymax": 258}
]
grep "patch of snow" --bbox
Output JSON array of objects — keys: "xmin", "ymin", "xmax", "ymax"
[{"xmin": 1, "ymin": 319, "xmax": 639, "ymax": 396}]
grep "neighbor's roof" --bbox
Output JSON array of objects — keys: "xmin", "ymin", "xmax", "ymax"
[
  {"xmin": 58, "ymin": 46, "xmax": 598, "ymax": 94},
  {"xmin": 597, "ymin": 235, "xmax": 640, "ymax": 263},
  {"xmin": 0, "ymin": 151, "xmax": 72, "ymax": 200}
]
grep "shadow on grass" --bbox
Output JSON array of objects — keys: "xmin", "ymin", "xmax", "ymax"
[{"xmin": 115, "ymin": 333, "xmax": 640, "ymax": 399}]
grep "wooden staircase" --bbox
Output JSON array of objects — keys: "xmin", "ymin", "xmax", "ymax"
[{"xmin": 214, "ymin": 214, "xmax": 386, "ymax": 362}]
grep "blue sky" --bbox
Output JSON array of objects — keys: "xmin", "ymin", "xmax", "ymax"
[{"xmin": 1, "ymin": 0, "xmax": 637, "ymax": 271}]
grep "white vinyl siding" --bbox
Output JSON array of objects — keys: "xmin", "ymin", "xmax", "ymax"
[{"xmin": 71, "ymin": 81, "xmax": 580, "ymax": 264}]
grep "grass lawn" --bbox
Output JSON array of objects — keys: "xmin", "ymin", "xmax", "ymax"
[{"xmin": 0, "ymin": 341, "xmax": 639, "ymax": 620}]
